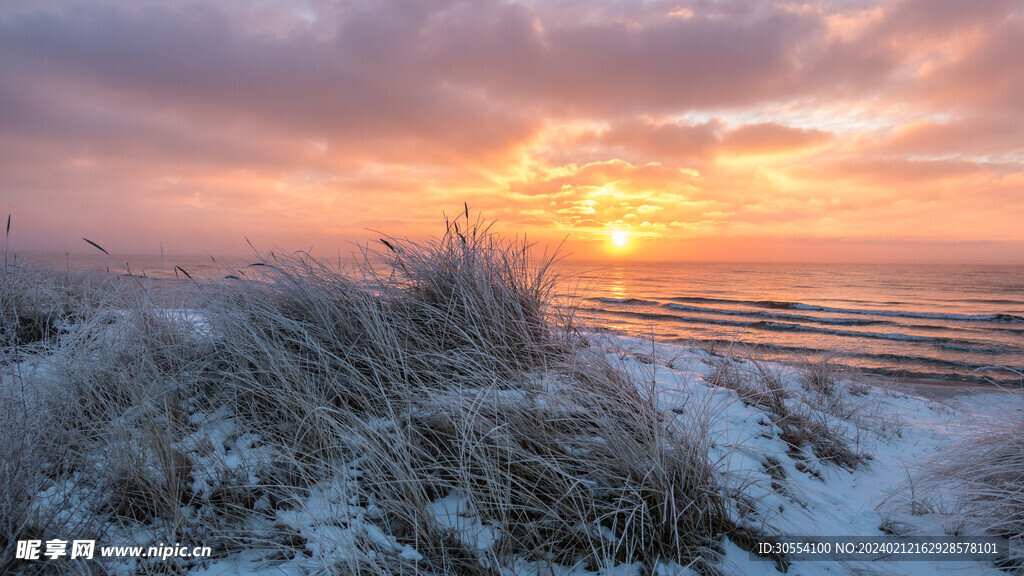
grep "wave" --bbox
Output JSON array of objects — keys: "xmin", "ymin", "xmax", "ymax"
[
  {"xmin": 856, "ymin": 366, "xmax": 977, "ymax": 385},
  {"xmin": 961, "ymin": 298, "xmax": 1024, "ymax": 305},
  {"xmin": 849, "ymin": 351, "xmax": 989, "ymax": 370},
  {"xmin": 590, "ymin": 297, "xmax": 658, "ymax": 305},
  {"xmin": 580, "ymin": 307, "xmax": 996, "ymax": 348},
  {"xmin": 665, "ymin": 337, "xmax": 829, "ymax": 356},
  {"xmin": 938, "ymin": 343, "xmax": 1008, "ymax": 354},
  {"xmin": 665, "ymin": 338, "xmax": 1021, "ymax": 386},
  {"xmin": 669, "ymin": 296, "xmax": 1024, "ymax": 323},
  {"xmin": 664, "ymin": 338, "xmax": 1020, "ymax": 384},
  {"xmin": 789, "ymin": 306, "xmax": 1024, "ymax": 323},
  {"xmin": 669, "ymin": 296, "xmax": 801, "ymax": 309},
  {"xmin": 756, "ymin": 321, "xmax": 959, "ymax": 344},
  {"xmin": 853, "ymin": 365, "xmax": 1023, "ymax": 387},
  {"xmin": 663, "ymin": 302, "xmax": 891, "ymax": 326}
]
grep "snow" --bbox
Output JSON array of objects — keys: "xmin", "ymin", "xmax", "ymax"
[
  {"xmin": 7, "ymin": 327, "xmax": 1021, "ymax": 575},
  {"xmin": 593, "ymin": 334, "xmax": 1021, "ymax": 576}
]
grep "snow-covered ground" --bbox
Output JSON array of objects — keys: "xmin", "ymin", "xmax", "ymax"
[
  {"xmin": 175, "ymin": 334, "xmax": 1021, "ymax": 576},
  {"xmin": 5, "ymin": 316, "xmax": 1020, "ymax": 575}
]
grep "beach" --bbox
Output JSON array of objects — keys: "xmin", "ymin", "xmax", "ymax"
[{"xmin": 3, "ymin": 222, "xmax": 1022, "ymax": 575}]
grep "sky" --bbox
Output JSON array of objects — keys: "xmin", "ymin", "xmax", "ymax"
[{"xmin": 1, "ymin": 0, "xmax": 1023, "ymax": 263}]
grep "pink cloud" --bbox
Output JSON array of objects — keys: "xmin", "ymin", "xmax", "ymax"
[{"xmin": 721, "ymin": 123, "xmax": 833, "ymax": 155}]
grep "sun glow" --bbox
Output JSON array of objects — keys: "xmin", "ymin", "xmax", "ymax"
[{"xmin": 611, "ymin": 230, "xmax": 629, "ymax": 247}]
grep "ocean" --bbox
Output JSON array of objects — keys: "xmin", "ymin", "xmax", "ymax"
[
  {"xmin": 25, "ymin": 252, "xmax": 1024, "ymax": 388},
  {"xmin": 559, "ymin": 261, "xmax": 1024, "ymax": 388}
]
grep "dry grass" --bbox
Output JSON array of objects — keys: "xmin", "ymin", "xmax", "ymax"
[
  {"xmin": 904, "ymin": 410, "xmax": 1024, "ymax": 542},
  {"xmin": 0, "ymin": 212, "xmax": 739, "ymax": 574},
  {"xmin": 354, "ymin": 350, "xmax": 727, "ymax": 570},
  {"xmin": 704, "ymin": 352, "xmax": 870, "ymax": 470}
]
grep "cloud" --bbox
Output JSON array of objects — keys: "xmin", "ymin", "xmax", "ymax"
[
  {"xmin": 0, "ymin": 0, "xmax": 1021, "ymax": 260},
  {"xmin": 881, "ymin": 117, "xmax": 1024, "ymax": 157},
  {"xmin": 425, "ymin": 0, "xmax": 824, "ymax": 114},
  {"xmin": 595, "ymin": 119, "xmax": 720, "ymax": 163},
  {"xmin": 721, "ymin": 122, "xmax": 833, "ymax": 155},
  {"xmin": 910, "ymin": 17, "xmax": 1024, "ymax": 113},
  {"xmin": 0, "ymin": 2, "xmax": 542, "ymax": 166}
]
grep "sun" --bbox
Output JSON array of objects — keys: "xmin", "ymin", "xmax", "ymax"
[{"xmin": 611, "ymin": 230, "xmax": 629, "ymax": 247}]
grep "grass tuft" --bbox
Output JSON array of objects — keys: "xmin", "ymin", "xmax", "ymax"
[
  {"xmin": 705, "ymin": 351, "xmax": 870, "ymax": 470},
  {"xmin": 0, "ymin": 211, "xmax": 742, "ymax": 574},
  {"xmin": 905, "ymin": 410, "xmax": 1024, "ymax": 542}
]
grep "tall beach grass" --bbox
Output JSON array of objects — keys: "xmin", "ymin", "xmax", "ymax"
[{"xmin": 1, "ymin": 213, "xmax": 740, "ymax": 574}]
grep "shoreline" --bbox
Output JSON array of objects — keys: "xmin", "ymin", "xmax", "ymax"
[{"xmin": 858, "ymin": 372, "xmax": 1021, "ymax": 400}]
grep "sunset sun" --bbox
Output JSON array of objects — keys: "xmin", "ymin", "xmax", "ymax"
[{"xmin": 611, "ymin": 230, "xmax": 629, "ymax": 248}]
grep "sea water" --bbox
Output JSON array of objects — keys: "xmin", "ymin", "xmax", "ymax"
[{"xmin": 560, "ymin": 261, "xmax": 1024, "ymax": 387}]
